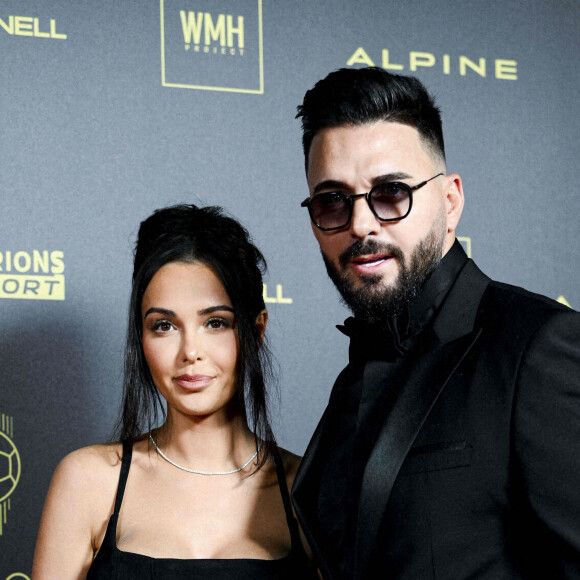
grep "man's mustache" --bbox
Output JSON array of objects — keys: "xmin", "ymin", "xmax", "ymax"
[{"xmin": 339, "ymin": 240, "xmax": 404, "ymax": 268}]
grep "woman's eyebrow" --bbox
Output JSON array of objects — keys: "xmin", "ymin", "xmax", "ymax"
[
  {"xmin": 198, "ymin": 305, "xmax": 234, "ymax": 316},
  {"xmin": 143, "ymin": 307, "xmax": 175, "ymax": 318}
]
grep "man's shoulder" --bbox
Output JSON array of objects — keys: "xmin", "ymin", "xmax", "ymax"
[
  {"xmin": 474, "ymin": 274, "xmax": 578, "ymax": 340},
  {"xmin": 447, "ymin": 258, "xmax": 576, "ymax": 341},
  {"xmin": 455, "ymin": 256, "xmax": 570, "ymax": 315},
  {"xmin": 483, "ymin": 277, "xmax": 573, "ymax": 316}
]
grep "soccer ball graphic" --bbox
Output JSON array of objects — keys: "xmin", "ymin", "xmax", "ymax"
[{"xmin": 0, "ymin": 430, "xmax": 21, "ymax": 503}]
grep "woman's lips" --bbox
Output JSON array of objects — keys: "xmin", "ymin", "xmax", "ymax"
[{"xmin": 174, "ymin": 374, "xmax": 213, "ymax": 391}]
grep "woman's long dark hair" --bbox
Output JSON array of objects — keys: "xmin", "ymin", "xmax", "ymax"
[{"xmin": 115, "ymin": 204, "xmax": 276, "ymax": 470}]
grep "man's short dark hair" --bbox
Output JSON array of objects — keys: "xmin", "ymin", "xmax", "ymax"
[{"xmin": 297, "ymin": 67, "xmax": 445, "ymax": 171}]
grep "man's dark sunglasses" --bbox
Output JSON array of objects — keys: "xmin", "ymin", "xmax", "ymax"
[{"xmin": 301, "ymin": 173, "xmax": 444, "ymax": 231}]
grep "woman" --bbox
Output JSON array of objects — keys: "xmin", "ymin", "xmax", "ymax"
[{"xmin": 32, "ymin": 204, "xmax": 315, "ymax": 579}]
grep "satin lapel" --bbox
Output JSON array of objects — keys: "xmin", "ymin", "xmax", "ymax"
[
  {"xmin": 353, "ymin": 330, "xmax": 480, "ymax": 578},
  {"xmin": 354, "ymin": 259, "xmax": 490, "ymax": 579}
]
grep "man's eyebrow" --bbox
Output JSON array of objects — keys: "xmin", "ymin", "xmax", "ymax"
[
  {"xmin": 313, "ymin": 180, "xmax": 350, "ymax": 194},
  {"xmin": 198, "ymin": 305, "xmax": 234, "ymax": 316},
  {"xmin": 143, "ymin": 307, "xmax": 175, "ymax": 318},
  {"xmin": 312, "ymin": 172, "xmax": 413, "ymax": 194},
  {"xmin": 371, "ymin": 172, "xmax": 413, "ymax": 186}
]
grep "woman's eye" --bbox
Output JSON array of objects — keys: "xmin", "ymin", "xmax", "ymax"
[
  {"xmin": 151, "ymin": 320, "xmax": 173, "ymax": 332},
  {"xmin": 206, "ymin": 317, "xmax": 232, "ymax": 330}
]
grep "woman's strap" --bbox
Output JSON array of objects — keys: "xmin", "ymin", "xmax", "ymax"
[
  {"xmin": 113, "ymin": 440, "xmax": 133, "ymax": 515},
  {"xmin": 272, "ymin": 447, "xmax": 303, "ymax": 553}
]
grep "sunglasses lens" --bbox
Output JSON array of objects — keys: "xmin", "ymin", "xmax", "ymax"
[
  {"xmin": 310, "ymin": 193, "xmax": 350, "ymax": 230},
  {"xmin": 369, "ymin": 183, "xmax": 410, "ymax": 220}
]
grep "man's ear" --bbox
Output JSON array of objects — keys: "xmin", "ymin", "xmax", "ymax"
[
  {"xmin": 255, "ymin": 309, "xmax": 268, "ymax": 344},
  {"xmin": 444, "ymin": 173, "xmax": 465, "ymax": 235}
]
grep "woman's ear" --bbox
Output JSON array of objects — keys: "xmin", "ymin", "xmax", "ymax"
[{"xmin": 255, "ymin": 309, "xmax": 268, "ymax": 344}]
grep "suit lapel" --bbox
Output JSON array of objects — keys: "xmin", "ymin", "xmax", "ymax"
[
  {"xmin": 353, "ymin": 329, "xmax": 481, "ymax": 578},
  {"xmin": 354, "ymin": 259, "xmax": 490, "ymax": 579}
]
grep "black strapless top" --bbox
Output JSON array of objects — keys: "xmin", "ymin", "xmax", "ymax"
[{"xmin": 87, "ymin": 442, "xmax": 316, "ymax": 579}]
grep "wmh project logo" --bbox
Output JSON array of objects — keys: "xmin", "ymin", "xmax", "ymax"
[
  {"xmin": 0, "ymin": 250, "xmax": 64, "ymax": 300},
  {"xmin": 160, "ymin": 0, "xmax": 264, "ymax": 93}
]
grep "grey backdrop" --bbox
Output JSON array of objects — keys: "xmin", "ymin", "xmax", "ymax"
[{"xmin": 1, "ymin": 1, "xmax": 579, "ymax": 576}]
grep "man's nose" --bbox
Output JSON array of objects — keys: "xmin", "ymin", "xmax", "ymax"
[{"xmin": 349, "ymin": 195, "xmax": 381, "ymax": 238}]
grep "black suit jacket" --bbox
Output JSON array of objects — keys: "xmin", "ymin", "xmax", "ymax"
[{"xmin": 292, "ymin": 257, "xmax": 580, "ymax": 579}]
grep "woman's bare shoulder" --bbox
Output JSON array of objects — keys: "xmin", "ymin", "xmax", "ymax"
[
  {"xmin": 32, "ymin": 443, "xmax": 126, "ymax": 577},
  {"xmin": 50, "ymin": 443, "xmax": 124, "ymax": 509},
  {"xmin": 277, "ymin": 446, "xmax": 302, "ymax": 489},
  {"xmin": 276, "ymin": 447, "xmax": 316, "ymax": 562},
  {"xmin": 55, "ymin": 443, "xmax": 123, "ymax": 480}
]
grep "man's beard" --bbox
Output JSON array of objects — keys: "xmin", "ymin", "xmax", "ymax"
[{"xmin": 321, "ymin": 221, "xmax": 446, "ymax": 325}]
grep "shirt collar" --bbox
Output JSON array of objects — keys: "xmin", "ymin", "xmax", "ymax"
[{"xmin": 407, "ymin": 238, "xmax": 468, "ymax": 336}]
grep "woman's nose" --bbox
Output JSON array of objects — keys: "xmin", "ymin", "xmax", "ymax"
[{"xmin": 181, "ymin": 332, "xmax": 202, "ymax": 363}]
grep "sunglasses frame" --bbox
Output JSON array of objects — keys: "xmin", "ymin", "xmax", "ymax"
[{"xmin": 301, "ymin": 173, "xmax": 444, "ymax": 231}]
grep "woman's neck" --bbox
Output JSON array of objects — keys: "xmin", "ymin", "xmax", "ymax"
[{"xmin": 152, "ymin": 410, "xmax": 257, "ymax": 473}]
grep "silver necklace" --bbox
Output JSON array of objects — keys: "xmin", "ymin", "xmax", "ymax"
[{"xmin": 149, "ymin": 432, "xmax": 261, "ymax": 475}]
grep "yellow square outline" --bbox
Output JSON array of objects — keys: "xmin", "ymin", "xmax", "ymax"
[
  {"xmin": 160, "ymin": 0, "xmax": 264, "ymax": 94},
  {"xmin": 457, "ymin": 236, "xmax": 472, "ymax": 258}
]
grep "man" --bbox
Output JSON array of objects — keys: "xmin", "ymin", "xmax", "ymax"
[{"xmin": 291, "ymin": 67, "xmax": 580, "ymax": 579}]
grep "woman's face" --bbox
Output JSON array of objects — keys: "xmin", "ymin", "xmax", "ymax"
[{"xmin": 141, "ymin": 261, "xmax": 240, "ymax": 422}]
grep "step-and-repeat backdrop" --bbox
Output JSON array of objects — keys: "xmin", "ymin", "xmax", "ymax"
[{"xmin": 1, "ymin": 1, "xmax": 579, "ymax": 575}]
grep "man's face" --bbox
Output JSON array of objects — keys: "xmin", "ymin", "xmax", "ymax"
[{"xmin": 306, "ymin": 122, "xmax": 459, "ymax": 322}]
